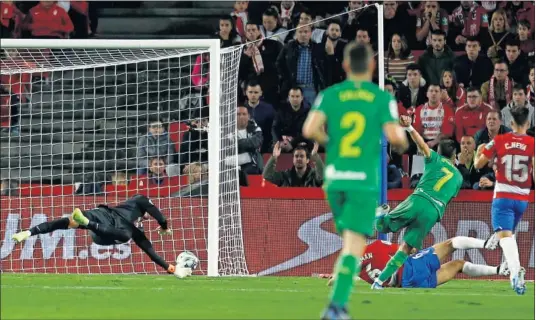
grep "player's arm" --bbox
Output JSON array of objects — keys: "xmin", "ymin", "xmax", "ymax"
[
  {"xmin": 131, "ymin": 228, "xmax": 174, "ymax": 274},
  {"xmin": 399, "ymin": 115, "xmax": 431, "ymax": 158},
  {"xmin": 383, "ymin": 123, "xmax": 408, "ymax": 154},
  {"xmin": 474, "ymin": 139, "xmax": 495, "ymax": 169},
  {"xmin": 134, "ymin": 195, "xmax": 169, "ymax": 230},
  {"xmin": 382, "ymin": 98, "xmax": 408, "ymax": 154},
  {"xmin": 302, "ymin": 110, "xmax": 328, "ymax": 145}
]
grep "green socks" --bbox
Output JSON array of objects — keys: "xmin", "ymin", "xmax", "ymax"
[
  {"xmin": 377, "ymin": 250, "xmax": 408, "ymax": 283},
  {"xmin": 330, "ymin": 254, "xmax": 360, "ymax": 306}
]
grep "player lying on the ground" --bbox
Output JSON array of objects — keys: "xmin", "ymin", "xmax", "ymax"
[
  {"xmin": 327, "ymin": 236, "xmax": 507, "ymax": 288},
  {"xmin": 371, "ymin": 114, "xmax": 463, "ymax": 290},
  {"xmin": 12, "ymin": 194, "xmax": 177, "ymax": 274},
  {"xmin": 474, "ymin": 106, "xmax": 534, "ymax": 295}
]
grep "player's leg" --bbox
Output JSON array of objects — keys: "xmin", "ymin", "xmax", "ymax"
[
  {"xmin": 323, "ymin": 191, "xmax": 375, "ymax": 319},
  {"xmin": 12, "ymin": 216, "xmax": 79, "ymax": 243},
  {"xmin": 73, "ymin": 208, "xmax": 132, "ymax": 243},
  {"xmin": 432, "ymin": 236, "xmax": 488, "ymax": 263},
  {"xmin": 491, "ymin": 198, "xmax": 526, "ymax": 294},
  {"xmin": 374, "ymin": 197, "xmax": 415, "ymax": 234},
  {"xmin": 503, "ymin": 199, "xmax": 529, "ymax": 294},
  {"xmin": 373, "ymin": 196, "xmax": 430, "ymax": 288},
  {"xmin": 436, "ymin": 260, "xmax": 504, "ymax": 286}
]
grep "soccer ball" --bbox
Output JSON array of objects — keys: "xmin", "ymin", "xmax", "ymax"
[{"xmin": 176, "ymin": 251, "xmax": 199, "ymax": 270}]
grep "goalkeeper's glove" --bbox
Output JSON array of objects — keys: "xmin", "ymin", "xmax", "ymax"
[
  {"xmin": 157, "ymin": 227, "xmax": 172, "ymax": 236},
  {"xmin": 167, "ymin": 264, "xmax": 176, "ymax": 274}
]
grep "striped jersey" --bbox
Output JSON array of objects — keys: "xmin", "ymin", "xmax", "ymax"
[{"xmin": 482, "ymin": 132, "xmax": 535, "ymax": 201}]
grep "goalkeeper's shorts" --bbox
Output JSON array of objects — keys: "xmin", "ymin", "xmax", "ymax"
[
  {"xmin": 83, "ymin": 208, "xmax": 132, "ymax": 245},
  {"xmin": 401, "ymin": 247, "xmax": 440, "ymax": 289}
]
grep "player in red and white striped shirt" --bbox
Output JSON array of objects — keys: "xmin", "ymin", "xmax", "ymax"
[{"xmin": 475, "ymin": 106, "xmax": 535, "ymax": 295}]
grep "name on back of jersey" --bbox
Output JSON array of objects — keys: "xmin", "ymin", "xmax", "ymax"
[{"xmin": 505, "ymin": 142, "xmax": 527, "ymax": 151}]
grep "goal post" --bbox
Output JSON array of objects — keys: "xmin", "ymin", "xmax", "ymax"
[{"xmin": 0, "ymin": 38, "xmax": 245, "ymax": 277}]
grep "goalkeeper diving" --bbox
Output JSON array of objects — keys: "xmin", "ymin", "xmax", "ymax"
[{"xmin": 12, "ymin": 194, "xmax": 178, "ymax": 275}]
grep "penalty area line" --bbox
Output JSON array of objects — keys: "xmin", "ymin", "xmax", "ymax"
[{"xmin": 0, "ymin": 284, "xmax": 528, "ymax": 297}]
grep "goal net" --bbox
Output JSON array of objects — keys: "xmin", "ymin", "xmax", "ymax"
[{"xmin": 0, "ymin": 39, "xmax": 246, "ymax": 276}]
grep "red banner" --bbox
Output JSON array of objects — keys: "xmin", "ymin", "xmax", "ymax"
[{"xmin": 1, "ymin": 191, "xmax": 534, "ymax": 280}]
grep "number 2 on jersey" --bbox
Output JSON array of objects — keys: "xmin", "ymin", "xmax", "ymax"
[
  {"xmin": 433, "ymin": 168, "xmax": 454, "ymax": 191},
  {"xmin": 340, "ymin": 112, "xmax": 365, "ymax": 158}
]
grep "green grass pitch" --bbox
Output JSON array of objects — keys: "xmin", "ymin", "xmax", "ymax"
[{"xmin": 1, "ymin": 274, "xmax": 534, "ymax": 319}]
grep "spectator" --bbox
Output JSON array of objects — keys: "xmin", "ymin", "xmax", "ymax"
[
  {"xmin": 136, "ymin": 120, "xmax": 176, "ymax": 175},
  {"xmin": 110, "ymin": 172, "xmax": 128, "ymax": 187},
  {"xmin": 23, "ymin": 1, "xmax": 74, "ymax": 39},
  {"xmin": 448, "ymin": 1, "xmax": 489, "ymax": 51},
  {"xmin": 63, "ymin": 1, "xmax": 90, "ymax": 38},
  {"xmin": 455, "ymin": 87, "xmax": 493, "ymax": 142},
  {"xmin": 263, "ymin": 142, "xmax": 323, "ymax": 187},
  {"xmin": 397, "ymin": 63, "xmax": 428, "ymax": 116},
  {"xmin": 474, "ymin": 110, "xmax": 512, "ymax": 146},
  {"xmin": 454, "ymin": 37, "xmax": 494, "ymax": 88},
  {"xmin": 385, "ymin": 33, "xmax": 414, "ymax": 84},
  {"xmin": 414, "ymin": 84, "xmax": 455, "ymax": 149},
  {"xmin": 415, "ymin": 1, "xmax": 449, "ymax": 48},
  {"xmin": 481, "ymin": 9, "xmax": 512, "ymax": 61},
  {"xmin": 278, "ymin": 0, "xmax": 304, "ymax": 30},
  {"xmin": 384, "ymin": 78, "xmax": 397, "ymax": 96},
  {"xmin": 272, "ymin": 87, "xmax": 310, "ymax": 152},
  {"xmin": 480, "ymin": 1, "xmax": 498, "ymax": 13},
  {"xmin": 417, "ymin": 30, "xmax": 455, "ymax": 85},
  {"xmin": 231, "ymin": 1, "xmax": 249, "ymax": 41},
  {"xmin": 173, "ymin": 162, "xmax": 208, "ymax": 197},
  {"xmin": 481, "ymin": 61, "xmax": 514, "ymax": 110},
  {"xmin": 501, "ymin": 84, "xmax": 535, "ymax": 128},
  {"xmin": 0, "ymin": 1, "xmax": 24, "ymax": 38},
  {"xmin": 294, "ymin": 8, "xmax": 325, "ymax": 44},
  {"xmin": 499, "ymin": 1, "xmax": 535, "ymax": 34},
  {"xmin": 440, "ymin": 70, "xmax": 466, "ymax": 109},
  {"xmin": 276, "ymin": 24, "xmax": 332, "ymax": 105},
  {"xmin": 230, "ymin": 105, "xmax": 264, "ymax": 175},
  {"xmin": 239, "ymin": 21, "xmax": 282, "ymax": 106},
  {"xmin": 528, "ymin": 66, "xmax": 535, "ymax": 106},
  {"xmin": 260, "ymin": 7, "xmax": 288, "ymax": 44},
  {"xmin": 518, "ymin": 20, "xmax": 535, "ymax": 57},
  {"xmin": 387, "ymin": 154, "xmax": 402, "ymax": 189},
  {"xmin": 216, "ymin": 15, "xmax": 241, "ymax": 48},
  {"xmin": 340, "ymin": 1, "xmax": 377, "ymax": 42},
  {"xmin": 473, "ymin": 170, "xmax": 496, "ymax": 190},
  {"xmin": 244, "ymin": 81, "xmax": 275, "ymax": 153},
  {"xmin": 456, "ymin": 135, "xmax": 483, "ymax": 188},
  {"xmin": 355, "ymin": 27, "xmax": 371, "ymax": 45},
  {"xmin": 0, "ymin": 179, "xmax": 18, "ymax": 196},
  {"xmin": 176, "ymin": 112, "xmax": 209, "ymax": 174},
  {"xmin": 0, "ymin": 85, "xmax": 20, "ymax": 136},
  {"xmin": 504, "ymin": 38, "xmax": 530, "ymax": 86},
  {"xmin": 140, "ymin": 157, "xmax": 174, "ymax": 188},
  {"xmin": 383, "ymin": 1, "xmax": 415, "ymax": 50},
  {"xmin": 322, "ymin": 20, "xmax": 347, "ymax": 85}
]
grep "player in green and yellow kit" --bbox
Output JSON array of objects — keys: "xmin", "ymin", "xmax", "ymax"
[
  {"xmin": 371, "ymin": 115, "xmax": 463, "ymax": 290},
  {"xmin": 302, "ymin": 42, "xmax": 409, "ymax": 320}
]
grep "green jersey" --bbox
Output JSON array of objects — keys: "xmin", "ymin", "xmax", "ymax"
[
  {"xmin": 413, "ymin": 150, "xmax": 463, "ymax": 217},
  {"xmin": 312, "ymin": 80, "xmax": 399, "ymax": 192}
]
